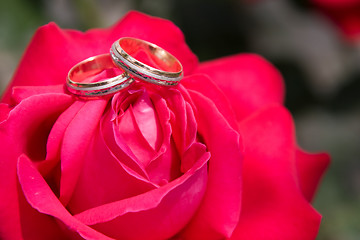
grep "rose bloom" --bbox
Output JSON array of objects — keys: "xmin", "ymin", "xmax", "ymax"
[
  {"xmin": 312, "ymin": 0, "xmax": 360, "ymax": 41},
  {"xmin": 0, "ymin": 11, "xmax": 329, "ymax": 240}
]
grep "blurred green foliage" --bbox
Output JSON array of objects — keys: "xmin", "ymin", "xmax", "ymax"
[{"xmin": 0, "ymin": 0, "xmax": 44, "ymax": 51}]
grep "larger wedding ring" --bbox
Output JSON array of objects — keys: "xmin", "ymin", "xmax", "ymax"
[
  {"xmin": 66, "ymin": 54, "xmax": 134, "ymax": 97},
  {"xmin": 110, "ymin": 37, "xmax": 183, "ymax": 86}
]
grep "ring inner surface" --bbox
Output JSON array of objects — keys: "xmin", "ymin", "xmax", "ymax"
[
  {"xmin": 70, "ymin": 54, "xmax": 124, "ymax": 87},
  {"xmin": 120, "ymin": 38, "xmax": 182, "ymax": 73}
]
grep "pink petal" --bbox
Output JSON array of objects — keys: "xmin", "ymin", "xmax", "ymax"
[
  {"xmin": 132, "ymin": 90, "xmax": 162, "ymax": 151},
  {"xmin": 183, "ymin": 101, "xmax": 198, "ymax": 149},
  {"xmin": 17, "ymin": 155, "xmax": 114, "ymax": 240},
  {"xmin": 101, "ymin": 103, "xmax": 152, "ymax": 182},
  {"xmin": 66, "ymin": 122, "xmax": 157, "ymax": 214},
  {"xmin": 17, "ymin": 169, "xmax": 68, "ymax": 240},
  {"xmin": 145, "ymin": 138, "xmax": 182, "ymax": 185},
  {"xmin": 73, "ymin": 152, "xmax": 209, "ymax": 240},
  {"xmin": 59, "ymin": 99, "xmax": 108, "ymax": 206},
  {"xmin": 295, "ymin": 148, "xmax": 330, "ymax": 201},
  {"xmin": 144, "ymin": 91, "xmax": 182, "ymax": 183},
  {"xmin": 159, "ymin": 88, "xmax": 188, "ymax": 154},
  {"xmin": 193, "ymin": 54, "xmax": 285, "ymax": 120},
  {"xmin": 38, "ymin": 101, "xmax": 86, "ymax": 177},
  {"xmin": 1, "ymin": 11, "xmax": 197, "ymax": 104},
  {"xmin": 181, "ymin": 142, "xmax": 208, "ymax": 173},
  {"xmin": 181, "ymin": 74, "xmax": 238, "ymax": 130},
  {"xmin": 180, "ymin": 91, "xmax": 243, "ymax": 239},
  {"xmin": 312, "ymin": 0, "xmax": 360, "ymax": 40},
  {"xmin": 2, "ymin": 22, "xmax": 92, "ymax": 103},
  {"xmin": 0, "ymin": 103, "xmax": 12, "ymax": 122},
  {"xmin": 312, "ymin": 0, "xmax": 360, "ymax": 7},
  {"xmin": 231, "ymin": 105, "xmax": 322, "ymax": 240},
  {"xmin": 115, "ymin": 105, "xmax": 156, "ymax": 168},
  {"xmin": 0, "ymin": 93, "xmax": 73, "ymax": 239},
  {"xmin": 79, "ymin": 67, "xmax": 124, "ymax": 84},
  {"xmin": 11, "ymin": 85, "xmax": 65, "ymax": 105},
  {"xmin": 143, "ymin": 88, "xmax": 201, "ymax": 184}
]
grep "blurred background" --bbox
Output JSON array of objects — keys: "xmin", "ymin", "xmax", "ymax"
[{"xmin": 0, "ymin": 0, "xmax": 359, "ymax": 239}]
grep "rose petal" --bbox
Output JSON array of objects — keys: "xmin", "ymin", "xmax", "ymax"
[
  {"xmin": 145, "ymin": 138, "xmax": 182, "ymax": 185},
  {"xmin": 0, "ymin": 93, "xmax": 73, "ymax": 239},
  {"xmin": 1, "ymin": 11, "xmax": 198, "ymax": 104},
  {"xmin": 181, "ymin": 142, "xmax": 208, "ymax": 173},
  {"xmin": 193, "ymin": 54, "xmax": 284, "ymax": 120},
  {"xmin": 80, "ymin": 68, "xmax": 124, "ymax": 84},
  {"xmin": 296, "ymin": 148, "xmax": 330, "ymax": 201},
  {"xmin": 181, "ymin": 74, "xmax": 238, "ymax": 130},
  {"xmin": 2, "ymin": 22, "xmax": 91, "ymax": 103},
  {"xmin": 73, "ymin": 151, "xmax": 209, "ymax": 240},
  {"xmin": 0, "ymin": 103, "xmax": 12, "ymax": 122},
  {"xmin": 145, "ymin": 89, "xmax": 200, "ymax": 183},
  {"xmin": 132, "ymin": 90, "xmax": 162, "ymax": 150},
  {"xmin": 158, "ymin": 88, "xmax": 188, "ymax": 154},
  {"xmin": 65, "ymin": 119, "xmax": 156, "ymax": 215},
  {"xmin": 110, "ymin": 89, "xmax": 153, "ymax": 176},
  {"xmin": 38, "ymin": 101, "xmax": 86, "ymax": 176},
  {"xmin": 313, "ymin": 0, "xmax": 360, "ymax": 7},
  {"xmin": 145, "ymin": 91, "xmax": 182, "ymax": 183},
  {"xmin": 17, "ymin": 154, "xmax": 114, "ymax": 240},
  {"xmin": 116, "ymin": 105, "xmax": 156, "ymax": 167},
  {"xmin": 230, "ymin": 105, "xmax": 321, "ymax": 240},
  {"xmin": 11, "ymin": 85, "xmax": 65, "ymax": 105},
  {"xmin": 59, "ymin": 99, "xmax": 108, "ymax": 206},
  {"xmin": 101, "ymin": 103, "xmax": 152, "ymax": 183},
  {"xmin": 17, "ymin": 174, "xmax": 68, "ymax": 240},
  {"xmin": 180, "ymin": 91, "xmax": 243, "ymax": 239},
  {"xmin": 312, "ymin": 0, "xmax": 360, "ymax": 40}
]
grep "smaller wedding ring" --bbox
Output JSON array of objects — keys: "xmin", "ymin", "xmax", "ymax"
[
  {"xmin": 66, "ymin": 54, "xmax": 134, "ymax": 97},
  {"xmin": 110, "ymin": 37, "xmax": 183, "ymax": 86}
]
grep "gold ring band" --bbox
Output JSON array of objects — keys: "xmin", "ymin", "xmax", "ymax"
[
  {"xmin": 66, "ymin": 53, "xmax": 134, "ymax": 97},
  {"xmin": 110, "ymin": 37, "xmax": 183, "ymax": 86}
]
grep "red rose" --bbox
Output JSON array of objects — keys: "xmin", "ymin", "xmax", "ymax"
[
  {"xmin": 312, "ymin": 0, "xmax": 360, "ymax": 41},
  {"xmin": 0, "ymin": 11, "xmax": 329, "ymax": 240}
]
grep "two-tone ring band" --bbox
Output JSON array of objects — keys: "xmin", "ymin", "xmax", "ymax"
[
  {"xmin": 66, "ymin": 53, "xmax": 134, "ymax": 97},
  {"xmin": 66, "ymin": 38, "xmax": 183, "ymax": 97},
  {"xmin": 110, "ymin": 37, "xmax": 183, "ymax": 86}
]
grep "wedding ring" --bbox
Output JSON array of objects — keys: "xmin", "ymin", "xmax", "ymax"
[
  {"xmin": 66, "ymin": 53, "xmax": 134, "ymax": 97},
  {"xmin": 110, "ymin": 37, "xmax": 183, "ymax": 86}
]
